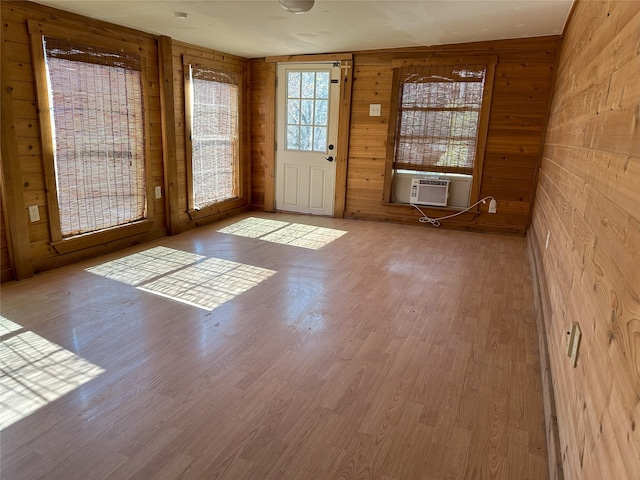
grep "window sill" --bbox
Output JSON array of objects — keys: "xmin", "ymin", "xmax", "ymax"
[
  {"xmin": 51, "ymin": 219, "xmax": 154, "ymax": 254},
  {"xmin": 381, "ymin": 201, "xmax": 474, "ymax": 213},
  {"xmin": 187, "ymin": 197, "xmax": 243, "ymax": 221}
]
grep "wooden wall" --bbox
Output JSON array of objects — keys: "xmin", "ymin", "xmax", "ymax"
[
  {"xmin": 345, "ymin": 37, "xmax": 560, "ymax": 235},
  {"xmin": 249, "ymin": 37, "xmax": 560, "ymax": 235},
  {"xmin": 529, "ymin": 1, "xmax": 640, "ymax": 479},
  {"xmin": 1, "ymin": 1, "xmax": 249, "ymax": 280},
  {"xmin": 0, "ymin": 182, "xmax": 13, "ymax": 282},
  {"xmin": 1, "ymin": 1, "xmax": 166, "ymax": 276},
  {"xmin": 249, "ymin": 59, "xmax": 274, "ymax": 211}
]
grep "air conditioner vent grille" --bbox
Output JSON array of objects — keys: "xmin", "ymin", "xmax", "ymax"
[
  {"xmin": 417, "ymin": 179, "xmax": 449, "ymax": 187},
  {"xmin": 410, "ymin": 177, "xmax": 450, "ymax": 207}
]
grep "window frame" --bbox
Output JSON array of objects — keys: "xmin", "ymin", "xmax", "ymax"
[
  {"xmin": 283, "ymin": 69, "xmax": 331, "ymax": 153},
  {"xmin": 383, "ymin": 55, "xmax": 497, "ymax": 208},
  {"xmin": 29, "ymin": 21, "xmax": 154, "ymax": 254},
  {"xmin": 183, "ymin": 55, "xmax": 244, "ymax": 220}
]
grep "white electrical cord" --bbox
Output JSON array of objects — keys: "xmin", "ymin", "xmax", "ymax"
[{"xmin": 412, "ymin": 196, "xmax": 496, "ymax": 227}]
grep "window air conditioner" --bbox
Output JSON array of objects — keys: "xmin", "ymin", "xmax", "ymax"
[{"xmin": 409, "ymin": 177, "xmax": 450, "ymax": 206}]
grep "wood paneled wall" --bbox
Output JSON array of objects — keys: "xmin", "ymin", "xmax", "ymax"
[
  {"xmin": 345, "ymin": 37, "xmax": 560, "ymax": 235},
  {"xmin": 249, "ymin": 59, "xmax": 275, "ymax": 211},
  {"xmin": 1, "ymin": 1, "xmax": 166, "ymax": 275},
  {"xmin": 249, "ymin": 37, "xmax": 560, "ymax": 235},
  {"xmin": 0, "ymin": 182, "xmax": 13, "ymax": 282},
  {"xmin": 529, "ymin": 1, "xmax": 640, "ymax": 479},
  {"xmin": 1, "ymin": 1, "xmax": 249, "ymax": 280}
]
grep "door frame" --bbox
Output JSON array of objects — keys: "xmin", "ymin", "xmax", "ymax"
[
  {"xmin": 264, "ymin": 53, "xmax": 353, "ymax": 218},
  {"xmin": 275, "ymin": 62, "xmax": 339, "ymax": 216}
]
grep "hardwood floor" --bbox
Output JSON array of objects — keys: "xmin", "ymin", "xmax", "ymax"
[{"xmin": 0, "ymin": 213, "xmax": 548, "ymax": 479}]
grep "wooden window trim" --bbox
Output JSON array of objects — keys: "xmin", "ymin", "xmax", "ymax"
[
  {"xmin": 50, "ymin": 219, "xmax": 154, "ymax": 254},
  {"xmin": 383, "ymin": 55, "xmax": 497, "ymax": 207},
  {"xmin": 265, "ymin": 53, "xmax": 353, "ymax": 63},
  {"xmin": 261, "ymin": 57, "xmax": 353, "ymax": 217},
  {"xmin": 391, "ymin": 55, "xmax": 498, "ymax": 69},
  {"xmin": 183, "ymin": 54, "xmax": 245, "ymax": 219},
  {"xmin": 29, "ymin": 21, "xmax": 154, "ymax": 253},
  {"xmin": 186, "ymin": 198, "xmax": 246, "ymax": 221},
  {"xmin": 27, "ymin": 19, "xmax": 148, "ymax": 55}
]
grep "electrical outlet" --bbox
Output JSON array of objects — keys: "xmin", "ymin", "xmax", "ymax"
[
  {"xmin": 488, "ymin": 199, "xmax": 497, "ymax": 213},
  {"xmin": 28, "ymin": 205, "xmax": 40, "ymax": 222},
  {"xmin": 545, "ymin": 231, "xmax": 550, "ymax": 250},
  {"xmin": 369, "ymin": 104, "xmax": 381, "ymax": 116},
  {"xmin": 155, "ymin": 186, "xmax": 162, "ymax": 199}
]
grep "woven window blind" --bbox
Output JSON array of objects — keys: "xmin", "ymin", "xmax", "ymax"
[
  {"xmin": 394, "ymin": 64, "xmax": 487, "ymax": 175},
  {"xmin": 44, "ymin": 37, "xmax": 146, "ymax": 237},
  {"xmin": 190, "ymin": 66, "xmax": 239, "ymax": 209}
]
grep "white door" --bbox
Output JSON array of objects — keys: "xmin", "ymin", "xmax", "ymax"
[{"xmin": 276, "ymin": 63, "xmax": 340, "ymax": 216}]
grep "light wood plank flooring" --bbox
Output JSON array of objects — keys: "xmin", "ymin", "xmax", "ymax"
[{"xmin": 1, "ymin": 213, "xmax": 548, "ymax": 479}]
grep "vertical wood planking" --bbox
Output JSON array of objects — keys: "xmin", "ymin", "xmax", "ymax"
[
  {"xmin": 158, "ymin": 35, "xmax": 181, "ymax": 235},
  {"xmin": 249, "ymin": 59, "xmax": 268, "ymax": 210},
  {"xmin": 1, "ymin": 29, "xmax": 33, "ymax": 279},
  {"xmin": 263, "ymin": 62, "xmax": 277, "ymax": 212},
  {"xmin": 333, "ymin": 59, "xmax": 354, "ymax": 218},
  {"xmin": 1, "ymin": 1, "xmax": 250, "ymax": 278},
  {"xmin": 530, "ymin": 1, "xmax": 640, "ymax": 479},
  {"xmin": 342, "ymin": 37, "xmax": 559, "ymax": 235},
  {"xmin": 1, "ymin": 1, "xmax": 167, "ymax": 275},
  {"xmin": 0, "ymin": 163, "xmax": 15, "ymax": 282},
  {"xmin": 27, "ymin": 22, "xmax": 62, "ymax": 243}
]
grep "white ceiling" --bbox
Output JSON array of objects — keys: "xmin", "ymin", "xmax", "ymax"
[{"xmin": 32, "ymin": 0, "xmax": 573, "ymax": 58}]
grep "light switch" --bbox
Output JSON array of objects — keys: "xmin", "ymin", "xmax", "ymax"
[
  {"xmin": 369, "ymin": 104, "xmax": 381, "ymax": 116},
  {"xmin": 28, "ymin": 205, "xmax": 40, "ymax": 222},
  {"xmin": 155, "ymin": 186, "xmax": 162, "ymax": 199}
]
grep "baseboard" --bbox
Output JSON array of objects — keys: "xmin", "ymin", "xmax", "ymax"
[
  {"xmin": 527, "ymin": 231, "xmax": 564, "ymax": 480},
  {"xmin": 344, "ymin": 211, "xmax": 527, "ymax": 236}
]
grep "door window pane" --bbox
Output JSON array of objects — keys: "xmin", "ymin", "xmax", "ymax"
[
  {"xmin": 287, "ymin": 99, "xmax": 300, "ymax": 124},
  {"xmin": 300, "ymin": 126, "xmax": 312, "ymax": 151},
  {"xmin": 287, "ymin": 71, "xmax": 300, "ymax": 97},
  {"xmin": 287, "ymin": 125, "xmax": 299, "ymax": 149},
  {"xmin": 301, "ymin": 72, "xmax": 315, "ymax": 98},
  {"xmin": 285, "ymin": 70, "xmax": 330, "ymax": 153},
  {"xmin": 313, "ymin": 127, "xmax": 327, "ymax": 152},
  {"xmin": 315, "ymin": 100, "xmax": 328, "ymax": 126}
]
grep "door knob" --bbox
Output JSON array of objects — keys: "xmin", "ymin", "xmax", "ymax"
[{"xmin": 324, "ymin": 156, "xmax": 334, "ymax": 162}]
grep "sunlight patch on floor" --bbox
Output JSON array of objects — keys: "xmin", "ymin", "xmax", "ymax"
[
  {"xmin": 0, "ymin": 316, "xmax": 104, "ymax": 430},
  {"xmin": 218, "ymin": 217, "xmax": 347, "ymax": 250},
  {"xmin": 85, "ymin": 246, "xmax": 205, "ymax": 286},
  {"xmin": 0, "ymin": 317, "xmax": 23, "ymax": 336},
  {"xmin": 138, "ymin": 258, "xmax": 276, "ymax": 311}
]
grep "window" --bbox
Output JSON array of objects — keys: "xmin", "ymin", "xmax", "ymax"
[
  {"xmin": 285, "ymin": 70, "xmax": 329, "ymax": 152},
  {"xmin": 384, "ymin": 56, "xmax": 496, "ymax": 206},
  {"xmin": 185, "ymin": 60, "xmax": 240, "ymax": 212},
  {"xmin": 43, "ymin": 37, "xmax": 148, "ymax": 237}
]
